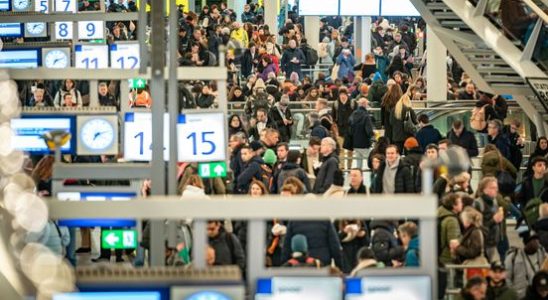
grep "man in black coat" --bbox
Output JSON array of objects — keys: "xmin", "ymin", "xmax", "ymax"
[
  {"xmin": 447, "ymin": 120, "xmax": 479, "ymax": 158},
  {"xmin": 207, "ymin": 220, "xmax": 245, "ymax": 272},
  {"xmin": 229, "ymin": 133, "xmax": 246, "ymax": 194},
  {"xmin": 517, "ymin": 157, "xmax": 548, "ymax": 207},
  {"xmin": 371, "ymin": 144, "xmax": 414, "ymax": 194},
  {"xmin": 348, "ymin": 168, "xmax": 367, "ymax": 194},
  {"xmin": 487, "ymin": 119, "xmax": 511, "ymax": 160},
  {"xmin": 348, "ymin": 97, "xmax": 374, "ymax": 170},
  {"xmin": 236, "ymin": 143, "xmax": 265, "ymax": 194},
  {"xmin": 248, "ymin": 108, "xmax": 277, "ymax": 142},
  {"xmin": 269, "ymin": 95, "xmax": 293, "ymax": 142},
  {"xmin": 416, "ymin": 114, "xmax": 442, "ymax": 151},
  {"xmin": 313, "ymin": 137, "xmax": 340, "ymax": 194}
]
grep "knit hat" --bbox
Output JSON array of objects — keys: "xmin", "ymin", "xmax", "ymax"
[
  {"xmin": 360, "ymin": 84, "xmax": 369, "ymax": 94},
  {"xmin": 291, "ymin": 234, "xmax": 308, "ymax": 253},
  {"xmin": 404, "ymin": 137, "xmax": 419, "ymax": 150},
  {"xmin": 262, "ymin": 148, "xmax": 277, "ymax": 165},
  {"xmin": 253, "ymin": 78, "xmax": 266, "ymax": 91}
]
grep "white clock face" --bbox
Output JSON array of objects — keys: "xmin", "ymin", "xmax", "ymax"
[
  {"xmin": 26, "ymin": 22, "xmax": 45, "ymax": 35},
  {"xmin": 13, "ymin": 0, "xmax": 30, "ymax": 10},
  {"xmin": 45, "ymin": 49, "xmax": 69, "ymax": 68},
  {"xmin": 81, "ymin": 118, "xmax": 115, "ymax": 151}
]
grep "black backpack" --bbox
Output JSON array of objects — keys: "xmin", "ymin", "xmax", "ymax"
[
  {"xmin": 371, "ymin": 226, "xmax": 397, "ymax": 265},
  {"xmin": 304, "ymin": 46, "xmax": 319, "ymax": 66}
]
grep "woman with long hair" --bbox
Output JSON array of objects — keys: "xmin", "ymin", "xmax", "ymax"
[
  {"xmin": 228, "ymin": 114, "xmax": 247, "ymax": 138},
  {"xmin": 32, "ymin": 155, "xmax": 55, "ymax": 197},
  {"xmin": 360, "ymin": 53, "xmax": 377, "ymax": 79},
  {"xmin": 380, "ymin": 83, "xmax": 403, "ymax": 144},
  {"xmin": 386, "ymin": 55, "xmax": 406, "ymax": 79},
  {"xmin": 456, "ymin": 206, "xmax": 487, "ymax": 280},
  {"xmin": 54, "ymin": 79, "xmax": 83, "ymax": 107},
  {"xmin": 389, "ymin": 84, "xmax": 418, "ymax": 150}
]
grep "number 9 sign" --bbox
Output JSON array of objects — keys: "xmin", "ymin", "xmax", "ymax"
[
  {"xmin": 177, "ymin": 112, "xmax": 226, "ymax": 162},
  {"xmin": 78, "ymin": 21, "xmax": 104, "ymax": 40}
]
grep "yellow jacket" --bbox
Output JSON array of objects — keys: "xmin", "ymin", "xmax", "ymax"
[{"xmin": 230, "ymin": 28, "xmax": 249, "ymax": 48}]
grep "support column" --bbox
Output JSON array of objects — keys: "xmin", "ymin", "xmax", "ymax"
[
  {"xmin": 229, "ymin": 0, "xmax": 245, "ymax": 23},
  {"xmin": 426, "ymin": 26, "xmax": 447, "ymax": 101},
  {"xmin": 354, "ymin": 17, "xmax": 372, "ymax": 64},
  {"xmin": 304, "ymin": 16, "xmax": 320, "ymax": 51},
  {"xmin": 264, "ymin": 0, "xmax": 277, "ymax": 41}
]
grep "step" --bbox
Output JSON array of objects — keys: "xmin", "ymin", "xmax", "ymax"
[
  {"xmin": 461, "ymin": 48, "xmax": 497, "ymax": 55},
  {"xmin": 469, "ymin": 58, "xmax": 507, "ymax": 64},
  {"xmin": 484, "ymin": 76, "xmax": 525, "ymax": 83},
  {"xmin": 477, "ymin": 67, "xmax": 520, "ymax": 75},
  {"xmin": 426, "ymin": 2, "xmax": 450, "ymax": 10},
  {"xmin": 433, "ymin": 11, "xmax": 460, "ymax": 19}
]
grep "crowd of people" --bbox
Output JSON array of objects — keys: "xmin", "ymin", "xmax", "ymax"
[{"xmin": 10, "ymin": 0, "xmax": 548, "ymax": 299}]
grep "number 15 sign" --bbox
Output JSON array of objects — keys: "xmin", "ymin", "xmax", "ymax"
[{"xmin": 177, "ymin": 112, "xmax": 226, "ymax": 162}]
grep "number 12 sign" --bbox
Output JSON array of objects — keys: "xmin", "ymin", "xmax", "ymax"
[
  {"xmin": 110, "ymin": 43, "xmax": 140, "ymax": 69},
  {"xmin": 124, "ymin": 112, "xmax": 170, "ymax": 161},
  {"xmin": 177, "ymin": 112, "xmax": 226, "ymax": 162}
]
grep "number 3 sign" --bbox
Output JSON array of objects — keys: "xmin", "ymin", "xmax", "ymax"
[{"xmin": 177, "ymin": 112, "xmax": 226, "ymax": 162}]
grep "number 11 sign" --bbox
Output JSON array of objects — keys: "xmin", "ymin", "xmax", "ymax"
[{"xmin": 177, "ymin": 112, "xmax": 226, "ymax": 162}]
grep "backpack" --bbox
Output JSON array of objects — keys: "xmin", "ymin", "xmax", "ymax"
[
  {"xmin": 320, "ymin": 112, "xmax": 340, "ymax": 138},
  {"xmin": 470, "ymin": 105, "xmax": 488, "ymax": 131},
  {"xmin": 371, "ymin": 226, "xmax": 397, "ymax": 265},
  {"xmin": 524, "ymin": 197, "xmax": 543, "ymax": 228},
  {"xmin": 259, "ymin": 164, "xmax": 274, "ymax": 191},
  {"xmin": 286, "ymin": 256, "xmax": 321, "ymax": 268},
  {"xmin": 304, "ymin": 46, "xmax": 319, "ymax": 66}
]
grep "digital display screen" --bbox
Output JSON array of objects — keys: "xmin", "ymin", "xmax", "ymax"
[
  {"xmin": 380, "ymin": 0, "xmax": 420, "ymax": 16},
  {"xmin": 298, "ymin": 0, "xmax": 338, "ymax": 15},
  {"xmin": 345, "ymin": 276, "xmax": 431, "ymax": 300},
  {"xmin": 0, "ymin": 49, "xmax": 39, "ymax": 68},
  {"xmin": 10, "ymin": 116, "xmax": 74, "ymax": 153},
  {"xmin": 0, "ymin": 0, "xmax": 9, "ymax": 10},
  {"xmin": 53, "ymin": 292, "xmax": 161, "ymax": 300},
  {"xmin": 340, "ymin": 0, "xmax": 380, "ymax": 16},
  {"xmin": 56, "ymin": 192, "xmax": 137, "ymax": 228},
  {"xmin": 0, "ymin": 23, "xmax": 22, "ymax": 37},
  {"xmin": 256, "ymin": 277, "xmax": 343, "ymax": 300}
]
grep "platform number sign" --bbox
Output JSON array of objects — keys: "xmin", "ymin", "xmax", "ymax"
[
  {"xmin": 77, "ymin": 21, "xmax": 104, "ymax": 40},
  {"xmin": 55, "ymin": 22, "xmax": 72, "ymax": 39},
  {"xmin": 35, "ymin": 0, "xmax": 49, "ymax": 13},
  {"xmin": 527, "ymin": 77, "xmax": 548, "ymax": 114},
  {"xmin": 110, "ymin": 43, "xmax": 140, "ymax": 69},
  {"xmin": 177, "ymin": 112, "xmax": 226, "ymax": 162},
  {"xmin": 124, "ymin": 112, "xmax": 170, "ymax": 161},
  {"xmin": 55, "ymin": 0, "xmax": 76, "ymax": 12},
  {"xmin": 74, "ymin": 44, "xmax": 108, "ymax": 69}
]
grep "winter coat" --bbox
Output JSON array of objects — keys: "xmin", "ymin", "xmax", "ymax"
[
  {"xmin": 405, "ymin": 236, "xmax": 420, "ymax": 267},
  {"xmin": 517, "ymin": 174, "xmax": 548, "ymax": 207},
  {"xmin": 280, "ymin": 47, "xmax": 305, "ymax": 79},
  {"xmin": 240, "ymin": 48, "xmax": 258, "ymax": 78},
  {"xmin": 259, "ymin": 63, "xmax": 277, "ymax": 81},
  {"xmin": 367, "ymin": 78, "xmax": 388, "ymax": 106},
  {"xmin": 323, "ymin": 185, "xmax": 346, "ymax": 198},
  {"xmin": 282, "ymin": 220, "xmax": 343, "ymax": 267},
  {"xmin": 416, "ymin": 125, "xmax": 442, "ymax": 151},
  {"xmin": 534, "ymin": 218, "xmax": 548, "ymax": 251},
  {"xmin": 447, "ymin": 128, "xmax": 479, "ymax": 158},
  {"xmin": 348, "ymin": 106, "xmax": 374, "ymax": 149},
  {"xmin": 236, "ymin": 156, "xmax": 265, "ymax": 194},
  {"xmin": 277, "ymin": 163, "xmax": 311, "ymax": 193},
  {"xmin": 336, "ymin": 53, "xmax": 356, "ymax": 80},
  {"xmin": 230, "ymin": 146, "xmax": 245, "ymax": 191},
  {"xmin": 474, "ymin": 195, "xmax": 501, "ymax": 248},
  {"xmin": 331, "ymin": 99, "xmax": 356, "ymax": 137},
  {"xmin": 438, "ymin": 206, "xmax": 462, "ymax": 265},
  {"xmin": 500, "ymin": 0, "xmax": 536, "ymax": 39},
  {"xmin": 455, "ymin": 225, "xmax": 484, "ymax": 263},
  {"xmin": 486, "ymin": 279, "xmax": 519, "ymax": 300},
  {"xmin": 488, "ymin": 134, "xmax": 512, "ymax": 161},
  {"xmin": 230, "ymin": 28, "xmax": 248, "ymax": 47},
  {"xmin": 389, "ymin": 105, "xmax": 417, "ymax": 144},
  {"xmin": 505, "ymin": 247, "xmax": 546, "ymax": 299},
  {"xmin": 208, "ymin": 230, "xmax": 246, "ymax": 272},
  {"xmin": 481, "ymin": 150, "xmax": 517, "ymax": 178},
  {"xmin": 371, "ymin": 160, "xmax": 414, "ymax": 194},
  {"xmin": 269, "ymin": 103, "xmax": 293, "ymax": 142},
  {"xmin": 313, "ymin": 152, "xmax": 340, "ymax": 194}
]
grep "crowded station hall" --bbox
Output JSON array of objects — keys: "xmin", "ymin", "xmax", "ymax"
[{"xmin": 1, "ymin": 0, "xmax": 548, "ymax": 299}]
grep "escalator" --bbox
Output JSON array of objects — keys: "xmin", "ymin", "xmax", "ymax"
[{"xmin": 409, "ymin": 0, "xmax": 548, "ymax": 133}]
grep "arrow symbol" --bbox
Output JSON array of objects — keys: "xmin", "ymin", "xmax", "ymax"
[
  {"xmin": 105, "ymin": 232, "xmax": 119, "ymax": 246},
  {"xmin": 214, "ymin": 165, "xmax": 224, "ymax": 176}
]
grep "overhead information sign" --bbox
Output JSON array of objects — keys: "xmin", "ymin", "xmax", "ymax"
[
  {"xmin": 74, "ymin": 44, "xmax": 108, "ymax": 69},
  {"xmin": 527, "ymin": 77, "xmax": 548, "ymax": 113},
  {"xmin": 124, "ymin": 112, "xmax": 170, "ymax": 161},
  {"xmin": 177, "ymin": 112, "xmax": 227, "ymax": 162},
  {"xmin": 110, "ymin": 43, "xmax": 140, "ymax": 69},
  {"xmin": 101, "ymin": 229, "xmax": 137, "ymax": 249}
]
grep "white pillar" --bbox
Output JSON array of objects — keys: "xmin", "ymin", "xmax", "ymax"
[
  {"xmin": 264, "ymin": 0, "xmax": 278, "ymax": 41},
  {"xmin": 229, "ymin": 0, "xmax": 245, "ymax": 23},
  {"xmin": 304, "ymin": 16, "xmax": 320, "ymax": 51},
  {"xmin": 354, "ymin": 17, "xmax": 372, "ymax": 64},
  {"xmin": 426, "ymin": 26, "xmax": 447, "ymax": 101}
]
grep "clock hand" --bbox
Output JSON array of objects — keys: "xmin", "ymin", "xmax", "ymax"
[
  {"xmin": 33, "ymin": 24, "xmax": 39, "ymax": 30},
  {"xmin": 53, "ymin": 58, "xmax": 61, "ymax": 64},
  {"xmin": 93, "ymin": 131, "xmax": 111, "ymax": 140}
]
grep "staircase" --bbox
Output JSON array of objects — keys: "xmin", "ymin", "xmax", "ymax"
[{"xmin": 409, "ymin": 0, "xmax": 548, "ymax": 132}]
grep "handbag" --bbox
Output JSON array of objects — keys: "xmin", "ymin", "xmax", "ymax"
[{"xmin": 403, "ymin": 109, "xmax": 417, "ymax": 135}]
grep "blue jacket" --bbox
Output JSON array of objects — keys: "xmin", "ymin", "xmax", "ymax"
[
  {"xmin": 416, "ymin": 124, "xmax": 442, "ymax": 151},
  {"xmin": 26, "ymin": 221, "xmax": 70, "ymax": 256},
  {"xmin": 405, "ymin": 236, "xmax": 420, "ymax": 267},
  {"xmin": 310, "ymin": 121, "xmax": 329, "ymax": 139},
  {"xmin": 236, "ymin": 156, "xmax": 265, "ymax": 194},
  {"xmin": 282, "ymin": 220, "xmax": 343, "ymax": 268},
  {"xmin": 489, "ymin": 133, "xmax": 511, "ymax": 160},
  {"xmin": 336, "ymin": 53, "xmax": 356, "ymax": 79},
  {"xmin": 349, "ymin": 106, "xmax": 375, "ymax": 149},
  {"xmin": 281, "ymin": 48, "xmax": 305, "ymax": 79}
]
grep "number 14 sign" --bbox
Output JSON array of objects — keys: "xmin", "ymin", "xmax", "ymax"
[{"xmin": 177, "ymin": 112, "xmax": 226, "ymax": 162}]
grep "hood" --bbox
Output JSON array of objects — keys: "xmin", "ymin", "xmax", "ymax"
[
  {"xmin": 437, "ymin": 205, "xmax": 456, "ymax": 219},
  {"xmin": 254, "ymin": 78, "xmax": 266, "ymax": 91}
]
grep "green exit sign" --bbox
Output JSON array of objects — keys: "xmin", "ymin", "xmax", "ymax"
[
  {"xmin": 101, "ymin": 229, "xmax": 137, "ymax": 249},
  {"xmin": 129, "ymin": 78, "xmax": 147, "ymax": 89},
  {"xmin": 198, "ymin": 161, "xmax": 227, "ymax": 178}
]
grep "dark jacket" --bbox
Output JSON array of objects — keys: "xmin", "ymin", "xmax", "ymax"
[
  {"xmin": 28, "ymin": 94, "xmax": 54, "ymax": 107},
  {"xmin": 486, "ymin": 279, "xmax": 519, "ymax": 300},
  {"xmin": 241, "ymin": 48, "xmax": 258, "ymax": 78},
  {"xmin": 447, "ymin": 128, "xmax": 479, "ymax": 158},
  {"xmin": 516, "ymin": 174, "xmax": 548, "ymax": 207},
  {"xmin": 236, "ymin": 156, "xmax": 265, "ymax": 194},
  {"xmin": 455, "ymin": 225, "xmax": 483, "ymax": 263},
  {"xmin": 501, "ymin": 0, "xmax": 536, "ymax": 39},
  {"xmin": 416, "ymin": 125, "xmax": 442, "ymax": 151},
  {"xmin": 281, "ymin": 47, "xmax": 305, "ymax": 79},
  {"xmin": 276, "ymin": 163, "xmax": 311, "ymax": 193},
  {"xmin": 270, "ymin": 104, "xmax": 293, "ymax": 142},
  {"xmin": 533, "ymin": 218, "xmax": 548, "ymax": 251},
  {"xmin": 371, "ymin": 159, "xmax": 414, "ymax": 194},
  {"xmin": 209, "ymin": 230, "xmax": 246, "ymax": 272},
  {"xmin": 248, "ymin": 117, "xmax": 277, "ymax": 142},
  {"xmin": 475, "ymin": 99, "xmax": 499, "ymax": 133},
  {"xmin": 230, "ymin": 146, "xmax": 246, "ymax": 193},
  {"xmin": 474, "ymin": 195, "xmax": 501, "ymax": 248},
  {"xmin": 332, "ymin": 99, "xmax": 356, "ymax": 137},
  {"xmin": 504, "ymin": 127, "xmax": 524, "ymax": 169},
  {"xmin": 389, "ymin": 105, "xmax": 417, "ymax": 144},
  {"xmin": 481, "ymin": 150, "xmax": 517, "ymax": 179},
  {"xmin": 310, "ymin": 121, "xmax": 329, "ymax": 139},
  {"xmin": 282, "ymin": 220, "xmax": 342, "ymax": 267},
  {"xmin": 488, "ymin": 133, "xmax": 512, "ymax": 160},
  {"xmin": 313, "ymin": 152, "xmax": 339, "ymax": 194},
  {"xmin": 98, "ymin": 94, "xmax": 117, "ymax": 107},
  {"xmin": 348, "ymin": 184, "xmax": 367, "ymax": 194},
  {"xmin": 348, "ymin": 106, "xmax": 374, "ymax": 149}
]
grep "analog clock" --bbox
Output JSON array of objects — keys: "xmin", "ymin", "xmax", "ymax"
[
  {"xmin": 13, "ymin": 0, "xmax": 30, "ymax": 11},
  {"xmin": 26, "ymin": 22, "xmax": 46, "ymax": 35},
  {"xmin": 80, "ymin": 118, "xmax": 115, "ymax": 151},
  {"xmin": 44, "ymin": 49, "xmax": 69, "ymax": 68}
]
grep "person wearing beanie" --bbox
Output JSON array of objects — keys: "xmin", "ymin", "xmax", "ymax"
[
  {"xmin": 282, "ymin": 234, "xmax": 321, "ymax": 268},
  {"xmin": 262, "ymin": 148, "xmax": 277, "ymax": 167}
]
